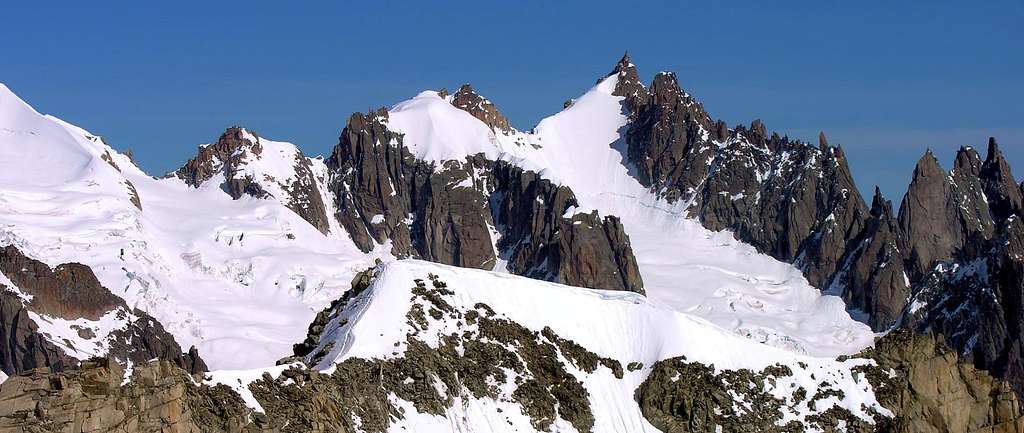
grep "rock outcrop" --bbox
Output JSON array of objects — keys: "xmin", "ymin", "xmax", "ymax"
[
  {"xmin": 6, "ymin": 268, "xmax": 1024, "ymax": 433},
  {"xmin": 636, "ymin": 330, "xmax": 1024, "ymax": 433},
  {"xmin": 616, "ymin": 57, "xmax": 869, "ymax": 290},
  {"xmin": 890, "ymin": 141, "xmax": 1024, "ymax": 396},
  {"xmin": 326, "ymin": 109, "xmax": 494, "ymax": 267},
  {"xmin": 0, "ymin": 289, "xmax": 76, "ymax": 376},
  {"xmin": 0, "ymin": 246, "xmax": 122, "ymax": 321},
  {"xmin": 0, "ymin": 246, "xmax": 207, "ymax": 377},
  {"xmin": 327, "ymin": 109, "xmax": 644, "ymax": 292},
  {"xmin": 898, "ymin": 148, "xmax": 994, "ymax": 277},
  {"xmin": 490, "ymin": 162, "xmax": 644, "ymax": 293},
  {"xmin": 857, "ymin": 330, "xmax": 1024, "ymax": 433},
  {"xmin": 904, "ymin": 216, "xmax": 1024, "ymax": 396},
  {"xmin": 827, "ymin": 188, "xmax": 910, "ymax": 331},
  {"xmin": 981, "ymin": 138, "xmax": 1024, "ymax": 226},
  {"xmin": 0, "ymin": 358, "xmax": 262, "ymax": 433},
  {"xmin": 449, "ymin": 84, "xmax": 512, "ymax": 134},
  {"xmin": 176, "ymin": 127, "xmax": 331, "ymax": 234}
]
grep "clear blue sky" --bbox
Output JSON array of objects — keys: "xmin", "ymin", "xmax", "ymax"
[{"xmin": 2, "ymin": 1, "xmax": 1021, "ymax": 202}]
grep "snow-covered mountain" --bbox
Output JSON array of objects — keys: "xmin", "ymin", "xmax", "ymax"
[{"xmin": 0, "ymin": 54, "xmax": 1022, "ymax": 433}]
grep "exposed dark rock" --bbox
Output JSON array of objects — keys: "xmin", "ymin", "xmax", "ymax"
[
  {"xmin": 981, "ymin": 138, "xmax": 1024, "ymax": 225},
  {"xmin": 0, "ymin": 245, "xmax": 121, "ymax": 321},
  {"xmin": 177, "ymin": 127, "xmax": 331, "ymax": 234},
  {"xmin": 490, "ymin": 162, "xmax": 644, "ymax": 292},
  {"xmin": 0, "ymin": 289, "xmax": 77, "ymax": 376},
  {"xmin": 636, "ymin": 330, "xmax": 1024, "ymax": 432},
  {"xmin": 272, "ymin": 273, "xmax": 621, "ymax": 432},
  {"xmin": 903, "ymin": 216, "xmax": 1024, "ymax": 396},
  {"xmin": 107, "ymin": 310, "xmax": 209, "ymax": 375},
  {"xmin": 0, "ymin": 245, "xmax": 207, "ymax": 377},
  {"xmin": 623, "ymin": 69, "xmax": 714, "ymax": 194},
  {"xmin": 636, "ymin": 358, "xmax": 813, "ymax": 432},
  {"xmin": 828, "ymin": 187, "xmax": 910, "ymax": 331},
  {"xmin": 326, "ymin": 109, "xmax": 421, "ymax": 256},
  {"xmin": 418, "ymin": 156, "xmax": 497, "ymax": 269},
  {"xmin": 604, "ymin": 52, "xmax": 647, "ymax": 113},
  {"xmin": 327, "ymin": 111, "xmax": 643, "ymax": 292},
  {"xmin": 897, "ymin": 148, "xmax": 994, "ymax": 277},
  {"xmin": 617, "ymin": 57, "xmax": 869, "ymax": 289},
  {"xmin": 326, "ymin": 109, "xmax": 494, "ymax": 267},
  {"xmin": 449, "ymin": 84, "xmax": 512, "ymax": 133}
]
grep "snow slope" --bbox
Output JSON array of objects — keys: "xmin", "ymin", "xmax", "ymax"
[
  {"xmin": 0, "ymin": 71, "xmax": 871, "ymax": 374},
  {"xmin": 384, "ymin": 77, "xmax": 875, "ymax": 356},
  {"xmin": 0, "ymin": 83, "xmax": 386, "ymax": 370},
  {"xmin": 306, "ymin": 259, "xmax": 889, "ymax": 432}
]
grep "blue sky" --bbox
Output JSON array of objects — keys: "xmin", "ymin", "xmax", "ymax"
[{"xmin": 2, "ymin": 1, "xmax": 1021, "ymax": 202}]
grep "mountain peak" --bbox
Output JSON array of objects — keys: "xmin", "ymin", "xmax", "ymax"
[
  {"xmin": 914, "ymin": 149, "xmax": 945, "ymax": 178},
  {"xmin": 449, "ymin": 83, "xmax": 512, "ymax": 133},
  {"xmin": 176, "ymin": 126, "xmax": 263, "ymax": 188},
  {"xmin": 985, "ymin": 137, "xmax": 1005, "ymax": 165},
  {"xmin": 870, "ymin": 186, "xmax": 893, "ymax": 218},
  {"xmin": 604, "ymin": 52, "xmax": 646, "ymax": 108},
  {"xmin": 0, "ymin": 82, "xmax": 45, "ymax": 125},
  {"xmin": 609, "ymin": 51, "xmax": 633, "ymax": 75},
  {"xmin": 953, "ymin": 145, "xmax": 983, "ymax": 177},
  {"xmin": 649, "ymin": 71, "xmax": 682, "ymax": 104},
  {"xmin": 980, "ymin": 136, "xmax": 1023, "ymax": 224}
]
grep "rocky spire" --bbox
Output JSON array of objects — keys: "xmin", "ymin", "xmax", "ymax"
[
  {"xmin": 898, "ymin": 150, "xmax": 960, "ymax": 276},
  {"xmin": 449, "ymin": 84, "xmax": 512, "ymax": 134},
  {"xmin": 951, "ymin": 146, "xmax": 997, "ymax": 253},
  {"xmin": 605, "ymin": 52, "xmax": 646, "ymax": 112},
  {"xmin": 871, "ymin": 185, "xmax": 893, "ymax": 218},
  {"xmin": 818, "ymin": 131, "xmax": 829, "ymax": 149},
  {"xmin": 649, "ymin": 71, "xmax": 682, "ymax": 106},
  {"xmin": 981, "ymin": 137, "xmax": 1023, "ymax": 224},
  {"xmin": 828, "ymin": 186, "xmax": 908, "ymax": 331}
]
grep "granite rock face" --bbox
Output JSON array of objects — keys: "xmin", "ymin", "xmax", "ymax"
[
  {"xmin": 613, "ymin": 55, "xmax": 1024, "ymax": 399},
  {"xmin": 859, "ymin": 331, "xmax": 1024, "ymax": 433},
  {"xmin": 326, "ymin": 106, "xmax": 644, "ymax": 293},
  {"xmin": 0, "ymin": 246, "xmax": 207, "ymax": 377},
  {"xmin": 449, "ymin": 84, "xmax": 512, "ymax": 134},
  {"xmin": 490, "ymin": 162, "xmax": 644, "ymax": 293},
  {"xmin": 0, "ymin": 289, "xmax": 76, "ymax": 376},
  {"xmin": 904, "ymin": 216, "xmax": 1024, "ymax": 395},
  {"xmin": 615, "ymin": 57, "xmax": 868, "ymax": 292},
  {"xmin": 325, "ymin": 109, "xmax": 493, "ymax": 268},
  {"xmin": 827, "ymin": 188, "xmax": 910, "ymax": 331},
  {"xmin": 0, "ymin": 246, "xmax": 122, "ymax": 321},
  {"xmin": 886, "ymin": 142, "xmax": 1024, "ymax": 396},
  {"xmin": 898, "ymin": 148, "xmax": 993, "ymax": 277},
  {"xmin": 0, "ymin": 358, "xmax": 263, "ymax": 433},
  {"xmin": 176, "ymin": 127, "xmax": 331, "ymax": 234},
  {"xmin": 981, "ymin": 138, "xmax": 1024, "ymax": 225},
  {"xmin": 635, "ymin": 330, "xmax": 1024, "ymax": 433}
]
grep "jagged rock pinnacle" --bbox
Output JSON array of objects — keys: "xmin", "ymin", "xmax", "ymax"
[{"xmin": 450, "ymin": 83, "xmax": 512, "ymax": 133}]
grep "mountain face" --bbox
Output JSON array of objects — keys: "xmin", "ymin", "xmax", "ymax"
[
  {"xmin": 324, "ymin": 106, "xmax": 644, "ymax": 292},
  {"xmin": 612, "ymin": 54, "xmax": 870, "ymax": 296},
  {"xmin": 826, "ymin": 188, "xmax": 910, "ymax": 330},
  {"xmin": 0, "ymin": 55, "xmax": 1022, "ymax": 433},
  {"xmin": 0, "ymin": 245, "xmax": 206, "ymax": 377},
  {"xmin": 177, "ymin": 127, "xmax": 332, "ymax": 234}
]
